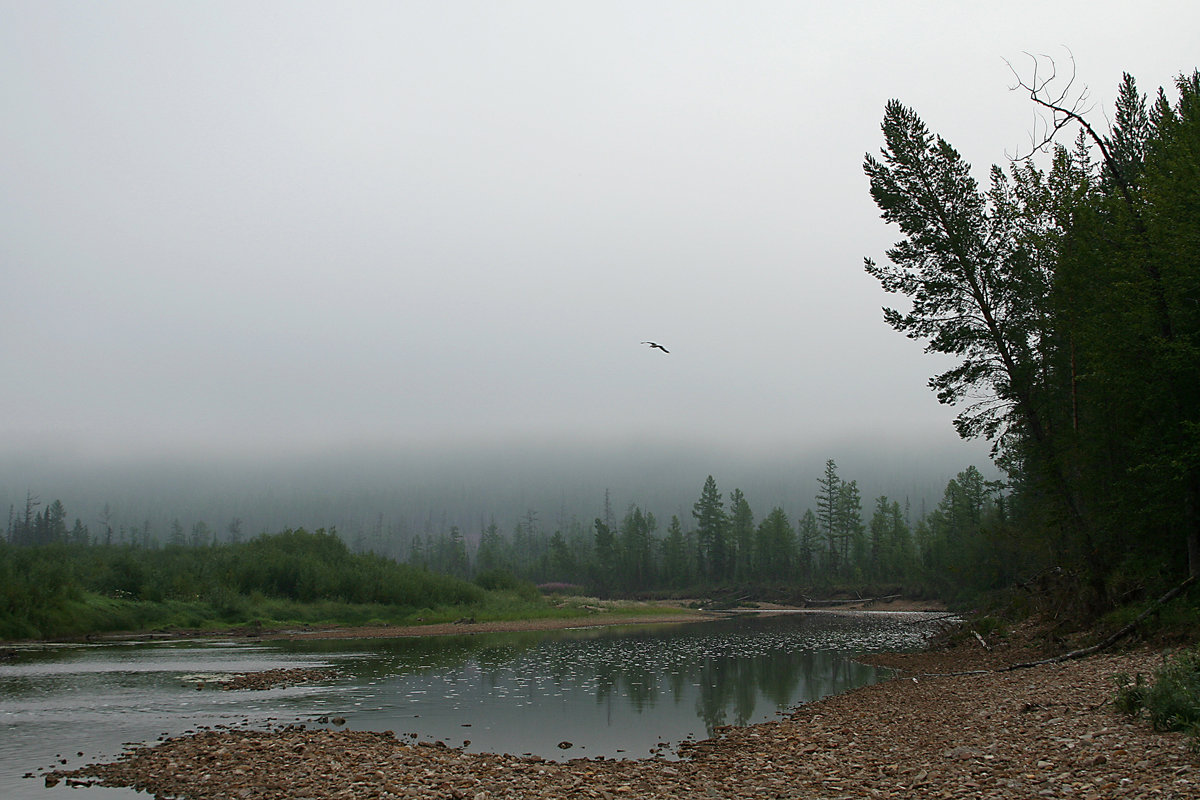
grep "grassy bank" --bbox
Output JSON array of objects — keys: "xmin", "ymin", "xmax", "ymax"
[{"xmin": 1, "ymin": 589, "xmax": 585, "ymax": 642}]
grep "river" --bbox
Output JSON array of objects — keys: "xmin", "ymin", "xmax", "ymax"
[{"xmin": 1, "ymin": 610, "xmax": 949, "ymax": 800}]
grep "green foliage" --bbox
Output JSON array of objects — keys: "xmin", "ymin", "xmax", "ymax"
[
  {"xmin": 473, "ymin": 569, "xmax": 540, "ymax": 601},
  {"xmin": 864, "ymin": 102, "xmax": 1056, "ymax": 453},
  {"xmin": 1115, "ymin": 646, "xmax": 1200, "ymax": 748},
  {"xmin": 0, "ymin": 529, "xmax": 498, "ymax": 640},
  {"xmin": 692, "ymin": 475, "xmax": 729, "ymax": 581},
  {"xmin": 864, "ymin": 66, "xmax": 1200, "ymax": 607}
]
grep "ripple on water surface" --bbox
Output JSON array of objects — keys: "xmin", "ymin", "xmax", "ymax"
[{"xmin": 1, "ymin": 612, "xmax": 950, "ymax": 799}]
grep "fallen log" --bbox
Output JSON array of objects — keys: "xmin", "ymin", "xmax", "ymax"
[
  {"xmin": 801, "ymin": 594, "xmax": 903, "ymax": 607},
  {"xmin": 917, "ymin": 576, "xmax": 1197, "ymax": 678},
  {"xmin": 1005, "ymin": 575, "xmax": 1196, "ymax": 671}
]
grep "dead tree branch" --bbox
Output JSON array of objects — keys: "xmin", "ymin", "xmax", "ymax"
[{"xmin": 1004, "ymin": 49, "xmax": 1135, "ymax": 211}]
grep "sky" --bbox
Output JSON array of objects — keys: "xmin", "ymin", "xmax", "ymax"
[{"xmin": 2, "ymin": 2, "xmax": 1198, "ymax": 512}]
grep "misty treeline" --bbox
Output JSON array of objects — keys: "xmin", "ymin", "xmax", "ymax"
[
  {"xmin": 7, "ymin": 460, "xmax": 1009, "ymax": 602},
  {"xmin": 864, "ymin": 65, "xmax": 1200, "ymax": 610},
  {"xmin": 437, "ymin": 464, "xmax": 1010, "ymax": 597}
]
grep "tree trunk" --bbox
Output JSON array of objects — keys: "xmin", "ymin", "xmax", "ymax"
[{"xmin": 1187, "ymin": 472, "xmax": 1200, "ymax": 579}]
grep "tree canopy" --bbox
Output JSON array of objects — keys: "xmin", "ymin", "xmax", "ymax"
[{"xmin": 864, "ymin": 66, "xmax": 1200, "ymax": 603}]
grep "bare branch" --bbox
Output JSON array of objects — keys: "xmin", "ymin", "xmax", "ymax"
[
  {"xmin": 1004, "ymin": 49, "xmax": 1097, "ymax": 162},
  {"xmin": 1004, "ymin": 48, "xmax": 1148, "ymax": 228}
]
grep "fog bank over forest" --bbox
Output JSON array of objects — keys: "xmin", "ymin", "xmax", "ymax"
[{"xmin": 1, "ymin": 436, "xmax": 994, "ymax": 547}]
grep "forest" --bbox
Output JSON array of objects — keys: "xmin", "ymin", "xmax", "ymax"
[
  {"xmin": 3, "ymin": 65, "xmax": 1198, "ymax": 639},
  {"xmin": 862, "ymin": 64, "xmax": 1200, "ymax": 612},
  {"xmin": 3, "ymin": 459, "xmax": 1009, "ymax": 639},
  {"xmin": 4, "ymin": 460, "xmax": 1003, "ymax": 598}
]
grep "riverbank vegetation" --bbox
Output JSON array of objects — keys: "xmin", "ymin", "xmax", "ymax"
[
  {"xmin": 4, "ymin": 457, "xmax": 1011, "ymax": 642},
  {"xmin": 0, "ymin": 529, "xmax": 561, "ymax": 641},
  {"xmin": 1115, "ymin": 643, "xmax": 1200, "ymax": 748}
]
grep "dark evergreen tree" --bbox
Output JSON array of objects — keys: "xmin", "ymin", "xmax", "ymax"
[
  {"xmin": 796, "ymin": 509, "xmax": 820, "ymax": 582},
  {"xmin": 619, "ymin": 505, "xmax": 656, "ymax": 591},
  {"xmin": 476, "ymin": 518, "xmax": 508, "ymax": 573},
  {"xmin": 692, "ymin": 476, "xmax": 729, "ymax": 582},
  {"xmin": 754, "ymin": 507, "xmax": 795, "ymax": 581},
  {"xmin": 591, "ymin": 517, "xmax": 619, "ymax": 594},
  {"xmin": 863, "ymin": 100, "xmax": 1083, "ymax": 535},
  {"xmin": 815, "ymin": 460, "xmax": 843, "ymax": 573},
  {"xmin": 729, "ymin": 489, "xmax": 755, "ymax": 582},
  {"xmin": 660, "ymin": 515, "xmax": 691, "ymax": 588}
]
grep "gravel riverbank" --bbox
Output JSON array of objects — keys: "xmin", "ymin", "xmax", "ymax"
[{"xmin": 46, "ymin": 636, "xmax": 1197, "ymax": 799}]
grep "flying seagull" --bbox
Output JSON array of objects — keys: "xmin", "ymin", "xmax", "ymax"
[{"xmin": 641, "ymin": 341, "xmax": 670, "ymax": 353}]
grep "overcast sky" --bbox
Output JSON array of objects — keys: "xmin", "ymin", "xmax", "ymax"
[{"xmin": 2, "ymin": 2, "xmax": 1197, "ymax": 475}]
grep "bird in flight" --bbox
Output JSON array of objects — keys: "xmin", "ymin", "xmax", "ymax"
[{"xmin": 641, "ymin": 341, "xmax": 670, "ymax": 353}]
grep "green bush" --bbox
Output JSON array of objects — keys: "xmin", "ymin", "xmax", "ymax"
[
  {"xmin": 474, "ymin": 569, "xmax": 540, "ymax": 600},
  {"xmin": 1115, "ymin": 645, "xmax": 1200, "ymax": 749}
]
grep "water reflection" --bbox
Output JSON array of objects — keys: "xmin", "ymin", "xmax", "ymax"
[
  {"xmin": 270, "ymin": 612, "xmax": 936, "ymax": 755},
  {"xmin": 0, "ymin": 612, "xmax": 945, "ymax": 800}
]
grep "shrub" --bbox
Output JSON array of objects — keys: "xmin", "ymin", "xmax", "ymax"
[
  {"xmin": 1114, "ymin": 645, "xmax": 1200, "ymax": 749},
  {"xmin": 475, "ymin": 569, "xmax": 541, "ymax": 601}
]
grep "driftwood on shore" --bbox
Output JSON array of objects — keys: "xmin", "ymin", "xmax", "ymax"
[
  {"xmin": 1005, "ymin": 575, "xmax": 1197, "ymax": 671},
  {"xmin": 920, "ymin": 575, "xmax": 1197, "ymax": 678},
  {"xmin": 799, "ymin": 593, "xmax": 902, "ymax": 607}
]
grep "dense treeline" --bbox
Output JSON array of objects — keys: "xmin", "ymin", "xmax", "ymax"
[
  {"xmin": 864, "ymin": 64, "xmax": 1200, "ymax": 610},
  {"xmin": 6, "ymin": 460, "xmax": 1009, "ymax": 610}
]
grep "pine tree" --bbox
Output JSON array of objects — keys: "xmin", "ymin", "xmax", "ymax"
[
  {"xmin": 660, "ymin": 515, "xmax": 690, "ymax": 588},
  {"xmin": 692, "ymin": 476, "xmax": 729, "ymax": 582},
  {"xmin": 619, "ymin": 505, "xmax": 656, "ymax": 591},
  {"xmin": 591, "ymin": 517, "xmax": 619, "ymax": 595},
  {"xmin": 754, "ymin": 507, "xmax": 795, "ymax": 581},
  {"xmin": 815, "ymin": 460, "xmax": 842, "ymax": 573},
  {"xmin": 796, "ymin": 509, "xmax": 821, "ymax": 581},
  {"xmin": 837, "ymin": 480, "xmax": 865, "ymax": 577},
  {"xmin": 728, "ymin": 489, "xmax": 755, "ymax": 581},
  {"xmin": 476, "ymin": 518, "xmax": 508, "ymax": 573}
]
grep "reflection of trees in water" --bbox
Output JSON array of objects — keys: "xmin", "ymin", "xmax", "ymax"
[
  {"xmin": 589, "ymin": 659, "xmax": 659, "ymax": 712},
  {"xmin": 690, "ymin": 650, "xmax": 815, "ymax": 732},
  {"xmin": 694, "ymin": 657, "xmax": 729, "ymax": 734},
  {"xmin": 668, "ymin": 667, "xmax": 689, "ymax": 705},
  {"xmin": 276, "ymin": 616, "xmax": 895, "ymax": 732},
  {"xmin": 621, "ymin": 661, "xmax": 658, "ymax": 711},
  {"xmin": 732, "ymin": 659, "xmax": 758, "ymax": 727},
  {"xmin": 755, "ymin": 650, "xmax": 807, "ymax": 709},
  {"xmin": 672, "ymin": 640, "xmax": 889, "ymax": 734}
]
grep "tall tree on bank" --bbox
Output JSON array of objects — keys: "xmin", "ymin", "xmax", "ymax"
[
  {"xmin": 660, "ymin": 515, "xmax": 691, "ymax": 588},
  {"xmin": 755, "ymin": 507, "xmax": 795, "ymax": 581},
  {"xmin": 619, "ymin": 505, "xmax": 656, "ymax": 591},
  {"xmin": 866, "ymin": 67, "xmax": 1200, "ymax": 593},
  {"xmin": 863, "ymin": 100, "xmax": 1094, "ymax": 580}
]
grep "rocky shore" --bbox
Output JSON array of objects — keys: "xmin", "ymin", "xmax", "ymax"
[{"xmin": 47, "ymin": 640, "xmax": 1197, "ymax": 799}]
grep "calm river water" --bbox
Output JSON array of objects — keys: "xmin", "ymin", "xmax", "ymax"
[{"xmin": 1, "ymin": 610, "xmax": 948, "ymax": 800}]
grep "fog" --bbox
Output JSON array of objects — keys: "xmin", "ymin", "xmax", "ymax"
[
  {"xmin": 0, "ymin": 438, "xmax": 981, "ymax": 548},
  {"xmin": 2, "ymin": 2, "xmax": 1195, "ymax": 537}
]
